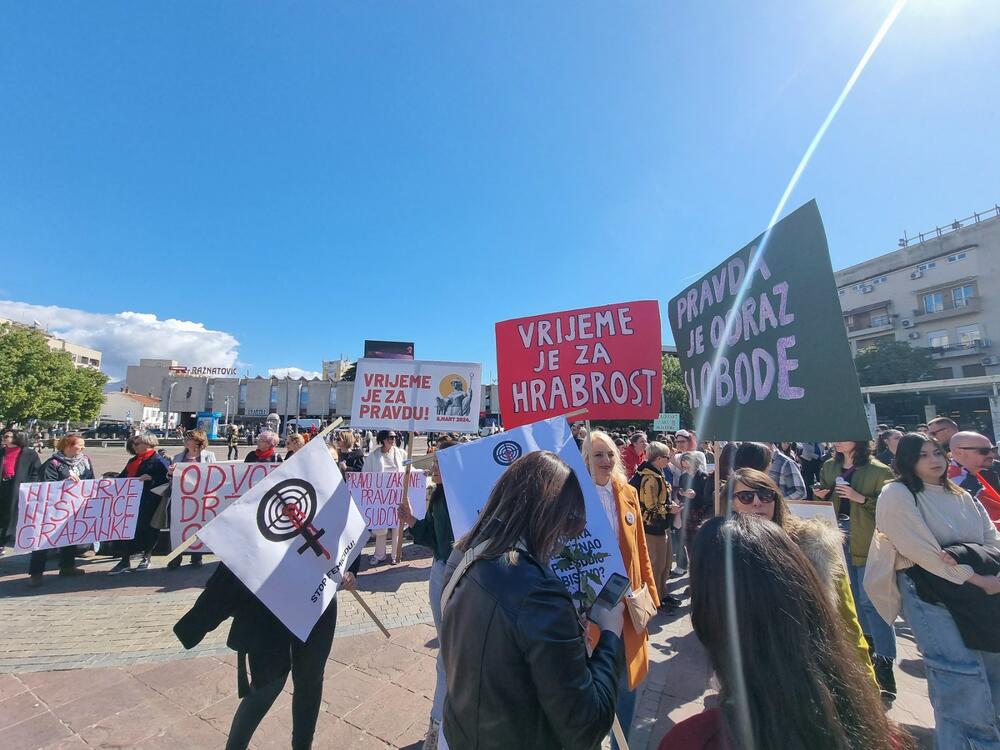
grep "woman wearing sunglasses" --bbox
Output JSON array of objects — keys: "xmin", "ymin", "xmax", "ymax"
[{"xmin": 726, "ymin": 468, "xmax": 876, "ymax": 684}]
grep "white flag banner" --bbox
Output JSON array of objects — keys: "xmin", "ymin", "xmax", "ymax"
[
  {"xmin": 437, "ymin": 415, "xmax": 626, "ymax": 612},
  {"xmin": 198, "ymin": 437, "xmax": 370, "ymax": 641}
]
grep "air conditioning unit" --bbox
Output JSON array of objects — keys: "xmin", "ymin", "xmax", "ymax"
[
  {"xmin": 910, "ymin": 270, "xmax": 923, "ymax": 280},
  {"xmin": 861, "ymin": 284, "xmax": 874, "ymax": 294},
  {"xmin": 981, "ymin": 356, "xmax": 1000, "ymax": 367},
  {"xmin": 907, "ymin": 332, "xmax": 920, "ymax": 340},
  {"xmin": 901, "ymin": 319, "xmax": 914, "ymax": 328}
]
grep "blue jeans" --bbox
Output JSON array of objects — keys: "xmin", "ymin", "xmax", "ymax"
[
  {"xmin": 429, "ymin": 560, "xmax": 448, "ymax": 723},
  {"xmin": 610, "ymin": 670, "xmax": 636, "ymax": 750},
  {"xmin": 849, "ymin": 562, "xmax": 897, "ymax": 660},
  {"xmin": 671, "ymin": 527, "xmax": 688, "ymax": 570},
  {"xmin": 898, "ymin": 572, "xmax": 1000, "ymax": 749}
]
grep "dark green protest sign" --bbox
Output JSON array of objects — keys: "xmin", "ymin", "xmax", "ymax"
[{"xmin": 667, "ymin": 200, "xmax": 870, "ymax": 441}]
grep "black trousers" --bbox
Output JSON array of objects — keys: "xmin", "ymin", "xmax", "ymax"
[
  {"xmin": 29, "ymin": 546, "xmax": 77, "ymax": 576},
  {"xmin": 227, "ymin": 446, "xmax": 239, "ymax": 460},
  {"xmin": 225, "ymin": 600, "xmax": 338, "ymax": 750},
  {"xmin": 801, "ymin": 459, "xmax": 823, "ymax": 499}
]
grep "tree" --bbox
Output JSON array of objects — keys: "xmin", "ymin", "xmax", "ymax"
[
  {"xmin": 853, "ymin": 340, "xmax": 938, "ymax": 387},
  {"xmin": 662, "ymin": 354, "xmax": 692, "ymax": 428},
  {"xmin": 0, "ymin": 324, "xmax": 108, "ymax": 424}
]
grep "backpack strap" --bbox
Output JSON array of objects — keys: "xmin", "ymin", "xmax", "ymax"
[{"xmin": 440, "ymin": 538, "xmax": 493, "ymax": 614}]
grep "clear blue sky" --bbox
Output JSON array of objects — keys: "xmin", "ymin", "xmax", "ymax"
[{"xmin": 3, "ymin": 1, "xmax": 998, "ymax": 380}]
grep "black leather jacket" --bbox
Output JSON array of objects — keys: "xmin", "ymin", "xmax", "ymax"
[{"xmin": 440, "ymin": 546, "xmax": 623, "ymax": 750}]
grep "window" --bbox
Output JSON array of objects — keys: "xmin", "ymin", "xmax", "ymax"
[
  {"xmin": 952, "ymin": 284, "xmax": 976, "ymax": 307},
  {"xmin": 870, "ymin": 313, "xmax": 891, "ymax": 327},
  {"xmin": 329, "ymin": 384, "xmax": 337, "ymax": 412},
  {"xmin": 239, "ymin": 383, "xmax": 247, "ymax": 405},
  {"xmin": 299, "ymin": 385, "xmax": 309, "ymax": 411},
  {"xmin": 269, "ymin": 385, "xmax": 278, "ymax": 409},
  {"xmin": 927, "ymin": 329, "xmax": 949, "ymax": 348},
  {"xmin": 934, "ymin": 367, "xmax": 955, "ymax": 380},
  {"xmin": 957, "ymin": 324, "xmax": 982, "ymax": 346},
  {"xmin": 207, "ymin": 384, "xmax": 215, "ymax": 404},
  {"xmin": 918, "ymin": 261, "xmax": 938, "ymax": 272},
  {"xmin": 948, "ymin": 252, "xmax": 967, "ymax": 263},
  {"xmin": 922, "ymin": 292, "xmax": 944, "ymax": 314},
  {"xmin": 962, "ymin": 364, "xmax": 987, "ymax": 378}
]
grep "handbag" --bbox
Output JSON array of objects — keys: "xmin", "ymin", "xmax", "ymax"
[{"xmin": 624, "ymin": 582, "xmax": 658, "ymax": 632}]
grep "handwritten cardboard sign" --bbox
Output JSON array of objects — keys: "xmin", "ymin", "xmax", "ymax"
[{"xmin": 345, "ymin": 471, "xmax": 427, "ymax": 529}]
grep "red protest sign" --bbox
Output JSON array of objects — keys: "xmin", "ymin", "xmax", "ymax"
[{"xmin": 495, "ymin": 300, "xmax": 663, "ymax": 428}]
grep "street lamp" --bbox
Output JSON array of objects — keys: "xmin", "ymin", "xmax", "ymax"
[
  {"xmin": 164, "ymin": 381, "xmax": 178, "ymax": 432},
  {"xmin": 224, "ymin": 396, "xmax": 231, "ymax": 425}
]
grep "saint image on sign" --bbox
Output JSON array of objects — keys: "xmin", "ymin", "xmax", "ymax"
[
  {"xmin": 256, "ymin": 478, "xmax": 331, "ymax": 559},
  {"xmin": 436, "ymin": 374, "xmax": 473, "ymax": 417}
]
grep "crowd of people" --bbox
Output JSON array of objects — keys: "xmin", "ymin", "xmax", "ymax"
[{"xmin": 5, "ymin": 413, "xmax": 1000, "ymax": 748}]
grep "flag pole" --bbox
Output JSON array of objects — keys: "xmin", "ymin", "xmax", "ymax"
[
  {"xmin": 392, "ymin": 433, "xmax": 415, "ymax": 564},
  {"xmin": 161, "ymin": 417, "xmax": 344, "ymax": 566}
]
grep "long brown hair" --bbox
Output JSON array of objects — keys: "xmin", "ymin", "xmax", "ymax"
[
  {"xmin": 691, "ymin": 515, "xmax": 913, "ymax": 750},
  {"xmin": 455, "ymin": 451, "xmax": 585, "ymax": 563}
]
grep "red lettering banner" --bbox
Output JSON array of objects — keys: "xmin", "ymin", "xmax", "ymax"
[{"xmin": 495, "ymin": 300, "xmax": 663, "ymax": 428}]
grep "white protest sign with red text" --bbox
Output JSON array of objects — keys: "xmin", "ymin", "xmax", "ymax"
[
  {"xmin": 345, "ymin": 471, "xmax": 427, "ymax": 529},
  {"xmin": 170, "ymin": 462, "xmax": 280, "ymax": 552},
  {"xmin": 495, "ymin": 301, "xmax": 663, "ymax": 428},
  {"xmin": 15, "ymin": 478, "xmax": 143, "ymax": 553},
  {"xmin": 350, "ymin": 359, "xmax": 482, "ymax": 433}
]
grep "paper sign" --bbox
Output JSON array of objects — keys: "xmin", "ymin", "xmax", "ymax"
[
  {"xmin": 346, "ymin": 471, "xmax": 427, "ymax": 529},
  {"xmin": 15, "ymin": 478, "xmax": 143, "ymax": 552},
  {"xmin": 667, "ymin": 201, "xmax": 870, "ymax": 441},
  {"xmin": 495, "ymin": 301, "xmax": 662, "ymax": 429},
  {"xmin": 170, "ymin": 462, "xmax": 280, "ymax": 552},
  {"xmin": 350, "ymin": 358, "xmax": 482, "ymax": 433},
  {"xmin": 438, "ymin": 415, "xmax": 627, "ymax": 612},
  {"xmin": 653, "ymin": 413, "xmax": 680, "ymax": 432},
  {"xmin": 197, "ymin": 436, "xmax": 370, "ymax": 641}
]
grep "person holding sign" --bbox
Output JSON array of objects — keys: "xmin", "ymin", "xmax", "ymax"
[
  {"xmin": 165, "ymin": 429, "xmax": 215, "ymax": 571},
  {"xmin": 26, "ymin": 433, "xmax": 93, "ymax": 587},
  {"xmin": 724, "ymin": 468, "xmax": 875, "ymax": 685},
  {"xmin": 583, "ymin": 430, "xmax": 660, "ymax": 750},
  {"xmin": 658, "ymin": 515, "xmax": 913, "ymax": 750},
  {"xmin": 175, "ymin": 560, "xmax": 361, "ymax": 750},
  {"xmin": 398, "ymin": 438, "xmax": 457, "ymax": 750},
  {"xmin": 108, "ymin": 432, "xmax": 169, "ymax": 575},
  {"xmin": 439, "ymin": 451, "xmax": 624, "ymax": 750},
  {"xmin": 362, "ymin": 429, "xmax": 406, "ymax": 566},
  {"xmin": 1, "ymin": 430, "xmax": 41, "ymax": 557}
]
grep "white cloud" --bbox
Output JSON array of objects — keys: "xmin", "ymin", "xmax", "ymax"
[
  {"xmin": 267, "ymin": 367, "xmax": 323, "ymax": 380},
  {"xmin": 0, "ymin": 300, "xmax": 240, "ymax": 383}
]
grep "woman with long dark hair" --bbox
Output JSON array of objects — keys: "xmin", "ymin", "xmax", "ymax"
[
  {"xmin": 440, "ymin": 451, "xmax": 624, "ymax": 750},
  {"xmin": 658, "ymin": 515, "xmax": 913, "ymax": 750},
  {"xmin": 866, "ymin": 433, "xmax": 1000, "ymax": 747},
  {"xmin": 814, "ymin": 440, "xmax": 896, "ymax": 698}
]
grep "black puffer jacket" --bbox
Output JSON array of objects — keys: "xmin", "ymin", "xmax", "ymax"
[{"xmin": 440, "ymin": 546, "xmax": 623, "ymax": 750}]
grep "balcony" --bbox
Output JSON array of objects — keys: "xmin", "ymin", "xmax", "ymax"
[
  {"xmin": 846, "ymin": 318, "xmax": 894, "ymax": 338},
  {"xmin": 913, "ymin": 296, "xmax": 981, "ymax": 322},
  {"xmin": 928, "ymin": 339, "xmax": 993, "ymax": 360}
]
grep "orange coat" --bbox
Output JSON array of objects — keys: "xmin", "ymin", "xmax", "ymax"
[{"xmin": 590, "ymin": 477, "xmax": 660, "ymax": 690}]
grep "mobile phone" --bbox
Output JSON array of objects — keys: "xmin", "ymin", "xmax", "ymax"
[
  {"xmin": 835, "ymin": 477, "xmax": 849, "ymax": 486},
  {"xmin": 593, "ymin": 573, "xmax": 631, "ymax": 610}
]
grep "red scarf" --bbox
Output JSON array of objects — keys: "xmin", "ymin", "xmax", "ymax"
[
  {"xmin": 126, "ymin": 449, "xmax": 155, "ymax": 477},
  {"xmin": 255, "ymin": 448, "xmax": 275, "ymax": 461}
]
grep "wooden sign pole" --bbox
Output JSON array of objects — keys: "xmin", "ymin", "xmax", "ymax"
[
  {"xmin": 713, "ymin": 440, "xmax": 723, "ymax": 516},
  {"xmin": 392, "ymin": 434, "xmax": 415, "ymax": 564}
]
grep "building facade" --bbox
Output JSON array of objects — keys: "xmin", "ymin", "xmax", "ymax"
[
  {"xmin": 124, "ymin": 358, "xmax": 502, "ymax": 431},
  {"xmin": 0, "ymin": 317, "xmax": 103, "ymax": 370},
  {"xmin": 835, "ymin": 205, "xmax": 1000, "ymax": 436},
  {"xmin": 100, "ymin": 392, "xmax": 162, "ymax": 427}
]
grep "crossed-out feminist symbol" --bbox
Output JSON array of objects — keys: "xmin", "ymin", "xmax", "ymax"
[{"xmin": 256, "ymin": 479, "xmax": 331, "ymax": 559}]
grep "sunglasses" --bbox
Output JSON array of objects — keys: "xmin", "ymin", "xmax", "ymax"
[
  {"xmin": 954, "ymin": 446, "xmax": 997, "ymax": 456},
  {"xmin": 733, "ymin": 489, "xmax": 777, "ymax": 505}
]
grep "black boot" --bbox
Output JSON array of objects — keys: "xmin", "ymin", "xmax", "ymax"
[{"xmin": 873, "ymin": 655, "xmax": 896, "ymax": 700}]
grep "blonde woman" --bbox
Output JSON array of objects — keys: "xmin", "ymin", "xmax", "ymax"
[
  {"xmin": 284, "ymin": 432, "xmax": 306, "ymax": 461},
  {"xmin": 583, "ymin": 430, "xmax": 659, "ymax": 750}
]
